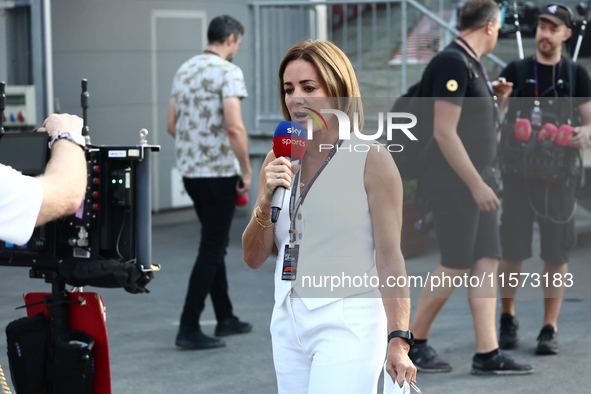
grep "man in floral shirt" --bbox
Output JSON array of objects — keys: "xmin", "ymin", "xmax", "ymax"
[{"xmin": 167, "ymin": 15, "xmax": 252, "ymax": 350}]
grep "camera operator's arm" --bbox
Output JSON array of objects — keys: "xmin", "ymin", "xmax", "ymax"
[{"xmin": 35, "ymin": 114, "xmax": 87, "ymax": 226}]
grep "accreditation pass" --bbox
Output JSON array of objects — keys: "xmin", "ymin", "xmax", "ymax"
[{"xmin": 282, "ymin": 244, "xmax": 299, "ymax": 281}]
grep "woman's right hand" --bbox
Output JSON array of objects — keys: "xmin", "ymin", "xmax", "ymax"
[
  {"xmin": 243, "ymin": 154, "xmax": 298, "ymax": 269},
  {"xmin": 260, "ymin": 156, "xmax": 296, "ymax": 210}
]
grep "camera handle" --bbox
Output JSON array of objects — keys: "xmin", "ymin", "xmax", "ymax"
[{"xmin": 81, "ymin": 79, "xmax": 91, "ymax": 145}]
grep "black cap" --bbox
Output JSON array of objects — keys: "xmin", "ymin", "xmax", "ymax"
[{"xmin": 538, "ymin": 4, "xmax": 573, "ymax": 28}]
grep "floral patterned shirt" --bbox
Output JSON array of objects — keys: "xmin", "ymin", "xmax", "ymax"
[{"xmin": 171, "ymin": 54, "xmax": 247, "ymax": 178}]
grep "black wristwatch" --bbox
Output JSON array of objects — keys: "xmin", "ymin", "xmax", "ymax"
[{"xmin": 388, "ymin": 330, "xmax": 414, "ymax": 346}]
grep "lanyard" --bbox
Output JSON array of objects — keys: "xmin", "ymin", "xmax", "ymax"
[
  {"xmin": 456, "ymin": 37, "xmax": 494, "ymax": 96},
  {"xmin": 455, "ymin": 37, "xmax": 502, "ymax": 128},
  {"xmin": 288, "ymin": 140, "xmax": 341, "ymax": 246},
  {"xmin": 534, "ymin": 56, "xmax": 563, "ymax": 97},
  {"xmin": 203, "ymin": 50, "xmax": 221, "ymax": 57}
]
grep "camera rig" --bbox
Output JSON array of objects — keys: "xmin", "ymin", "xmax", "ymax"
[
  {"xmin": 0, "ymin": 80, "xmax": 161, "ymax": 393},
  {"xmin": 0, "ymin": 80, "xmax": 160, "ymax": 293}
]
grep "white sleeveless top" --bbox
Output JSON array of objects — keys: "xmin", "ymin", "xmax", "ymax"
[{"xmin": 273, "ymin": 134, "xmax": 380, "ymax": 311}]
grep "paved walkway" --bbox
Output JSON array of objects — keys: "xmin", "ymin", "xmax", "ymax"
[{"xmin": 0, "ymin": 208, "xmax": 590, "ymax": 393}]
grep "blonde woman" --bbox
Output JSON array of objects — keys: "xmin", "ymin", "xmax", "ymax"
[{"xmin": 243, "ymin": 41, "xmax": 415, "ymax": 393}]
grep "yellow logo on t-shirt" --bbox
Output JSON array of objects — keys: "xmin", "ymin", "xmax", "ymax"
[{"xmin": 446, "ymin": 79, "xmax": 458, "ymax": 92}]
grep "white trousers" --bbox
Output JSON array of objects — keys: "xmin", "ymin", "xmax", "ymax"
[{"xmin": 270, "ymin": 294, "xmax": 388, "ymax": 394}]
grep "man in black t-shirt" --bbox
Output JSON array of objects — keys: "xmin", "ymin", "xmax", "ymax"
[
  {"xmin": 409, "ymin": 0, "xmax": 533, "ymax": 376},
  {"xmin": 494, "ymin": 4, "xmax": 591, "ymax": 356}
]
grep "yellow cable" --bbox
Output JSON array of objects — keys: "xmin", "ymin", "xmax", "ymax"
[{"xmin": 0, "ymin": 363, "xmax": 12, "ymax": 394}]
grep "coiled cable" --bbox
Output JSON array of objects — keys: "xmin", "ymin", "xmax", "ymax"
[{"xmin": 0, "ymin": 363, "xmax": 13, "ymax": 394}]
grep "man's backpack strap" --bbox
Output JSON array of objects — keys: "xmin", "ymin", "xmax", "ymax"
[{"xmin": 446, "ymin": 48, "xmax": 476, "ymax": 83}]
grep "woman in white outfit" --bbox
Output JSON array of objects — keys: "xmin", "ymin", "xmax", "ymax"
[{"xmin": 242, "ymin": 40, "xmax": 416, "ymax": 393}]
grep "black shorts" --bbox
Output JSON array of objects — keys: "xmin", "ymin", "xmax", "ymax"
[
  {"xmin": 500, "ymin": 175, "xmax": 576, "ymax": 266},
  {"xmin": 427, "ymin": 185, "xmax": 501, "ymax": 270}
]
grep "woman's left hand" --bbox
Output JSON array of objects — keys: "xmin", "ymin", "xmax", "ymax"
[{"xmin": 385, "ymin": 339, "xmax": 417, "ymax": 389}]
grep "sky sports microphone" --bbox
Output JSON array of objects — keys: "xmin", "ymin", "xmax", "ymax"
[
  {"xmin": 555, "ymin": 124, "xmax": 574, "ymax": 147},
  {"xmin": 514, "ymin": 118, "xmax": 532, "ymax": 141},
  {"xmin": 538, "ymin": 123, "xmax": 558, "ymax": 142},
  {"xmin": 271, "ymin": 121, "xmax": 307, "ymax": 223}
]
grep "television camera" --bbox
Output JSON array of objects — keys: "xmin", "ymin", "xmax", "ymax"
[
  {"xmin": 0, "ymin": 80, "xmax": 160, "ymax": 292},
  {"xmin": 0, "ymin": 80, "xmax": 160, "ymax": 394}
]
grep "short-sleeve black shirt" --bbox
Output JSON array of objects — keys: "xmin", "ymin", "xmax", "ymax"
[
  {"xmin": 420, "ymin": 42, "xmax": 498, "ymax": 191},
  {"xmin": 500, "ymin": 57, "xmax": 591, "ymax": 125}
]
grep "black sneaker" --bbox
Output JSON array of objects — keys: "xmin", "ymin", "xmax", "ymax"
[
  {"xmin": 408, "ymin": 343, "xmax": 453, "ymax": 373},
  {"xmin": 176, "ymin": 327, "xmax": 226, "ymax": 350},
  {"xmin": 215, "ymin": 316, "xmax": 252, "ymax": 337},
  {"xmin": 536, "ymin": 324, "xmax": 559, "ymax": 355},
  {"xmin": 499, "ymin": 313, "xmax": 520, "ymax": 350},
  {"xmin": 471, "ymin": 349, "xmax": 534, "ymax": 375}
]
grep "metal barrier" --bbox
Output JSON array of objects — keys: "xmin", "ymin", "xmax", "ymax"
[{"xmin": 249, "ymin": 0, "xmax": 507, "ymax": 131}]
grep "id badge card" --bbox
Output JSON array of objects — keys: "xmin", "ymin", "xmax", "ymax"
[
  {"xmin": 281, "ymin": 244, "xmax": 299, "ymax": 281},
  {"xmin": 531, "ymin": 105, "xmax": 542, "ymax": 128}
]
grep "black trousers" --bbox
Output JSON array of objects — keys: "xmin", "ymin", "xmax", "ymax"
[{"xmin": 179, "ymin": 176, "xmax": 238, "ymax": 331}]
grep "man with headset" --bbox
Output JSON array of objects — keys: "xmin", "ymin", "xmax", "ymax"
[
  {"xmin": 494, "ymin": 3, "xmax": 591, "ymax": 355},
  {"xmin": 0, "ymin": 114, "xmax": 87, "ymax": 244}
]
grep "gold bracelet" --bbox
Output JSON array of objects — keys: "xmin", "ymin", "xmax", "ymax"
[
  {"xmin": 255, "ymin": 218, "xmax": 273, "ymax": 230},
  {"xmin": 256, "ymin": 221, "xmax": 274, "ymax": 230},
  {"xmin": 253, "ymin": 206, "xmax": 272, "ymax": 222},
  {"xmin": 253, "ymin": 207, "xmax": 273, "ymax": 230},
  {"xmin": 257, "ymin": 205, "xmax": 271, "ymax": 218}
]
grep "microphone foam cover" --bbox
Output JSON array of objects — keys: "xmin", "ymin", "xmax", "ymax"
[
  {"xmin": 272, "ymin": 121, "xmax": 308, "ymax": 160},
  {"xmin": 538, "ymin": 123, "xmax": 557, "ymax": 142},
  {"xmin": 514, "ymin": 118, "xmax": 532, "ymax": 141},
  {"xmin": 555, "ymin": 124, "xmax": 574, "ymax": 147}
]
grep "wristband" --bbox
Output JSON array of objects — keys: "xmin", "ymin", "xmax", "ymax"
[
  {"xmin": 388, "ymin": 330, "xmax": 414, "ymax": 346},
  {"xmin": 48, "ymin": 132, "xmax": 86, "ymax": 150}
]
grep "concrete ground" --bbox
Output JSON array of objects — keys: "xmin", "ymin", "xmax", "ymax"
[{"xmin": 1, "ymin": 207, "xmax": 590, "ymax": 394}]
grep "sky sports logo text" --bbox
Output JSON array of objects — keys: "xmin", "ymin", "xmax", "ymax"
[
  {"xmin": 282, "ymin": 138, "xmax": 307, "ymax": 147},
  {"xmin": 286, "ymin": 126, "xmax": 304, "ymax": 137},
  {"xmin": 302, "ymin": 109, "xmax": 417, "ymax": 152}
]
